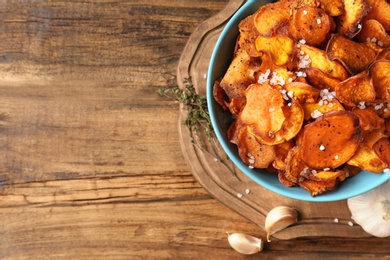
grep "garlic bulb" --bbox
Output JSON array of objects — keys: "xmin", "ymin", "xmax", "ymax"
[
  {"xmin": 347, "ymin": 180, "xmax": 390, "ymax": 237},
  {"xmin": 226, "ymin": 232, "xmax": 263, "ymax": 255},
  {"xmin": 265, "ymin": 206, "xmax": 298, "ymax": 242}
]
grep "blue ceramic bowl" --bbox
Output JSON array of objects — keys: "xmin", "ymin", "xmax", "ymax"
[{"xmin": 206, "ymin": 0, "xmax": 390, "ymax": 202}]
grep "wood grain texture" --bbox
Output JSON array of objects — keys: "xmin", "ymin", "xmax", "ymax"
[{"xmin": 0, "ymin": 0, "xmax": 389, "ymax": 259}]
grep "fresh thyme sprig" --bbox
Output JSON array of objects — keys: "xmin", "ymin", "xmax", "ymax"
[
  {"xmin": 158, "ymin": 78, "xmax": 237, "ymax": 178},
  {"xmin": 158, "ymin": 78, "xmax": 213, "ymax": 143}
]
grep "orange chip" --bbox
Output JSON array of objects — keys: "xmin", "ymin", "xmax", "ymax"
[
  {"xmin": 303, "ymin": 169, "xmax": 344, "ymax": 182},
  {"xmin": 376, "ymin": 48, "xmax": 390, "ymax": 61},
  {"xmin": 352, "ymin": 107, "xmax": 385, "ymax": 131},
  {"xmin": 284, "ymin": 82, "xmax": 320, "ymax": 104},
  {"xmin": 212, "ymin": 78, "xmax": 228, "ymax": 111},
  {"xmin": 273, "ymin": 140, "xmax": 295, "ymax": 170},
  {"xmin": 364, "ymin": 0, "xmax": 390, "ymax": 32},
  {"xmin": 220, "ymin": 47, "xmax": 262, "ymax": 99},
  {"xmin": 253, "ymin": 0, "xmax": 291, "ymax": 37},
  {"xmin": 278, "ymin": 170, "xmax": 296, "ymax": 187},
  {"xmin": 335, "ymin": 71, "xmax": 376, "ymax": 107},
  {"xmin": 303, "ymin": 67, "xmax": 341, "ymax": 91},
  {"xmin": 336, "ymin": 0, "xmax": 371, "ymax": 39},
  {"xmin": 253, "ymin": 0, "xmax": 319, "ymax": 37},
  {"xmin": 300, "ymin": 44, "xmax": 349, "ymax": 80},
  {"xmin": 327, "ymin": 34, "xmax": 376, "ymax": 74},
  {"xmin": 298, "ymin": 178, "xmax": 338, "ymax": 196},
  {"xmin": 238, "ymin": 15, "xmax": 261, "ymax": 57},
  {"xmin": 348, "ymin": 129, "xmax": 388, "ymax": 173},
  {"xmin": 318, "ymin": 0, "xmax": 344, "ymax": 16},
  {"xmin": 236, "ymin": 125, "xmax": 276, "ymax": 169},
  {"xmin": 302, "ymin": 98, "xmax": 344, "ymax": 121},
  {"xmin": 255, "ymin": 35, "xmax": 296, "ymax": 66},
  {"xmin": 292, "ymin": 6, "xmax": 334, "ymax": 47},
  {"xmin": 284, "ymin": 146, "xmax": 307, "ymax": 184},
  {"xmin": 301, "ymin": 110, "xmax": 362, "ymax": 169},
  {"xmin": 239, "ymin": 82, "xmax": 286, "ymax": 143},
  {"xmin": 227, "ymin": 98, "xmax": 246, "ymax": 117},
  {"xmin": 369, "ymin": 60, "xmax": 390, "ymax": 102},
  {"xmin": 373, "ymin": 137, "xmax": 390, "ymax": 166},
  {"xmin": 357, "ymin": 19, "xmax": 390, "ymax": 48}
]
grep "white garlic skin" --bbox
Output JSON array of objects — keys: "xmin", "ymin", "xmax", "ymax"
[
  {"xmin": 227, "ymin": 232, "xmax": 263, "ymax": 255},
  {"xmin": 347, "ymin": 180, "xmax": 390, "ymax": 238},
  {"xmin": 265, "ymin": 206, "xmax": 298, "ymax": 242}
]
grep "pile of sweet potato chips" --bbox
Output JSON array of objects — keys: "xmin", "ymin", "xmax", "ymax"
[{"xmin": 213, "ymin": 0, "xmax": 390, "ymax": 196}]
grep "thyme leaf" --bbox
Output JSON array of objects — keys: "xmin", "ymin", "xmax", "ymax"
[{"xmin": 158, "ymin": 78, "xmax": 213, "ymax": 143}]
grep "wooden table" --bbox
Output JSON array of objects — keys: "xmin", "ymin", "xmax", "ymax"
[{"xmin": 0, "ymin": 1, "xmax": 389, "ymax": 259}]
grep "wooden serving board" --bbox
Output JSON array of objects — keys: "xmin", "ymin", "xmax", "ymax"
[{"xmin": 176, "ymin": 0, "xmax": 370, "ymax": 239}]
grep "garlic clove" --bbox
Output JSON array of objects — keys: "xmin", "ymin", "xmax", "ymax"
[
  {"xmin": 265, "ymin": 206, "xmax": 298, "ymax": 242},
  {"xmin": 226, "ymin": 232, "xmax": 263, "ymax": 255},
  {"xmin": 347, "ymin": 180, "xmax": 390, "ymax": 238}
]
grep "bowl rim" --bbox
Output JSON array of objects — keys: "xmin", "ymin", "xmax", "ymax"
[{"xmin": 206, "ymin": 0, "xmax": 390, "ymax": 202}]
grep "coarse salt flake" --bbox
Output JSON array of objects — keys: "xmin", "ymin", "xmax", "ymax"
[
  {"xmin": 357, "ymin": 101, "xmax": 366, "ymax": 109},
  {"xmin": 334, "ymin": 218, "xmax": 339, "ymax": 223},
  {"xmin": 303, "ymin": 10, "xmax": 308, "ymax": 15},
  {"xmin": 348, "ymin": 221, "xmax": 354, "ymax": 227},
  {"xmin": 311, "ymin": 109, "xmax": 323, "ymax": 119},
  {"xmin": 319, "ymin": 145, "xmax": 325, "ymax": 151},
  {"xmin": 269, "ymin": 107, "xmax": 276, "ymax": 112},
  {"xmin": 317, "ymin": 18, "xmax": 321, "ymax": 24},
  {"xmin": 384, "ymin": 168, "xmax": 390, "ymax": 173},
  {"xmin": 335, "ymin": 155, "xmax": 339, "ymax": 160},
  {"xmin": 245, "ymin": 189, "xmax": 251, "ymax": 194},
  {"xmin": 237, "ymin": 193, "xmax": 243, "ymax": 198},
  {"xmin": 249, "ymin": 166, "xmax": 254, "ymax": 169},
  {"xmin": 299, "ymin": 39, "xmax": 306, "ymax": 45}
]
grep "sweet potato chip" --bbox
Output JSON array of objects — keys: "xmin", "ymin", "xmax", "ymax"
[
  {"xmin": 364, "ymin": 0, "xmax": 390, "ymax": 32},
  {"xmin": 373, "ymin": 137, "xmax": 390, "ymax": 166},
  {"xmin": 273, "ymin": 140, "xmax": 295, "ymax": 170},
  {"xmin": 303, "ymin": 67, "xmax": 341, "ymax": 91},
  {"xmin": 376, "ymin": 48, "xmax": 390, "ymax": 61},
  {"xmin": 300, "ymin": 44, "xmax": 349, "ymax": 80},
  {"xmin": 239, "ymin": 82, "xmax": 286, "ymax": 143},
  {"xmin": 284, "ymin": 146, "xmax": 307, "ymax": 184},
  {"xmin": 337, "ymin": 0, "xmax": 371, "ymax": 38},
  {"xmin": 227, "ymin": 98, "xmax": 246, "ymax": 117},
  {"xmin": 238, "ymin": 15, "xmax": 261, "ymax": 57},
  {"xmin": 327, "ymin": 34, "xmax": 376, "ymax": 74},
  {"xmin": 284, "ymin": 82, "xmax": 320, "ymax": 104},
  {"xmin": 369, "ymin": 60, "xmax": 390, "ymax": 102},
  {"xmin": 236, "ymin": 125, "xmax": 276, "ymax": 168},
  {"xmin": 302, "ymin": 99, "xmax": 344, "ymax": 121},
  {"xmin": 357, "ymin": 19, "xmax": 390, "ymax": 48},
  {"xmin": 278, "ymin": 170, "xmax": 296, "ymax": 187},
  {"xmin": 348, "ymin": 129, "xmax": 388, "ymax": 173},
  {"xmin": 253, "ymin": 0, "xmax": 319, "ymax": 37},
  {"xmin": 255, "ymin": 35, "xmax": 295, "ymax": 66},
  {"xmin": 253, "ymin": 0, "xmax": 291, "ymax": 37},
  {"xmin": 220, "ymin": 47, "xmax": 262, "ymax": 99},
  {"xmin": 318, "ymin": 0, "xmax": 344, "ymax": 16},
  {"xmin": 212, "ymin": 78, "xmax": 228, "ymax": 111},
  {"xmin": 335, "ymin": 71, "xmax": 376, "ymax": 107},
  {"xmin": 292, "ymin": 6, "xmax": 334, "ymax": 47},
  {"xmin": 271, "ymin": 99, "xmax": 304, "ymax": 144},
  {"xmin": 301, "ymin": 110, "xmax": 362, "ymax": 169},
  {"xmin": 352, "ymin": 107, "xmax": 385, "ymax": 131},
  {"xmin": 299, "ymin": 178, "xmax": 337, "ymax": 196},
  {"xmin": 303, "ymin": 169, "xmax": 344, "ymax": 182}
]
